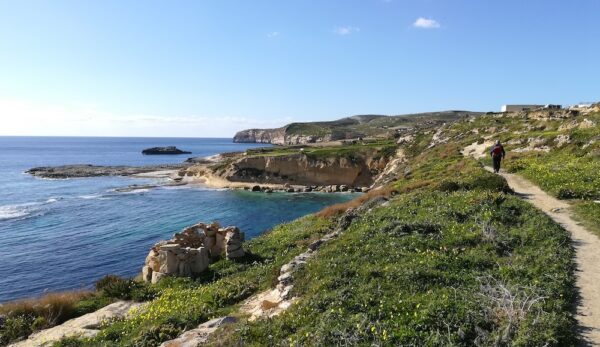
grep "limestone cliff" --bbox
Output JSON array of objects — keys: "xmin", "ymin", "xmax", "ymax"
[
  {"xmin": 218, "ymin": 152, "xmax": 389, "ymax": 187},
  {"xmin": 233, "ymin": 127, "xmax": 288, "ymax": 144},
  {"xmin": 233, "ymin": 126, "xmax": 333, "ymax": 145}
]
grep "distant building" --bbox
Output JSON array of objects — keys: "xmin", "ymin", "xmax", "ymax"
[
  {"xmin": 543, "ymin": 104, "xmax": 562, "ymax": 109},
  {"xmin": 501, "ymin": 105, "xmax": 544, "ymax": 112},
  {"xmin": 571, "ymin": 103, "xmax": 593, "ymax": 109}
]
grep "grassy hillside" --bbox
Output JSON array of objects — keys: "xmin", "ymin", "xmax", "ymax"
[{"xmin": 438, "ymin": 109, "xmax": 600, "ymax": 237}]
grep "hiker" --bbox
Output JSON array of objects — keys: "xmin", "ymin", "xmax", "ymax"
[{"xmin": 490, "ymin": 140, "xmax": 506, "ymax": 173}]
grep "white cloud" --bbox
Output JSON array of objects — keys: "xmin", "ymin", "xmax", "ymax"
[
  {"xmin": 0, "ymin": 98, "xmax": 288, "ymax": 137},
  {"xmin": 267, "ymin": 31, "xmax": 280, "ymax": 38},
  {"xmin": 334, "ymin": 26, "xmax": 360, "ymax": 36},
  {"xmin": 413, "ymin": 17, "xmax": 440, "ymax": 29}
]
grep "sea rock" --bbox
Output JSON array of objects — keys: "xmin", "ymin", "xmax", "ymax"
[
  {"xmin": 141, "ymin": 146, "xmax": 192, "ymax": 155},
  {"xmin": 142, "ymin": 221, "xmax": 245, "ymax": 283},
  {"xmin": 251, "ymin": 185, "xmax": 261, "ymax": 192}
]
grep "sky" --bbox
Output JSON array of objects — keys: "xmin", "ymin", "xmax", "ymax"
[{"xmin": 0, "ymin": 0, "xmax": 598, "ymax": 137}]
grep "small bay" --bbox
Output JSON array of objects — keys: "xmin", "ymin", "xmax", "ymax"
[{"xmin": 0, "ymin": 137, "xmax": 354, "ymax": 302}]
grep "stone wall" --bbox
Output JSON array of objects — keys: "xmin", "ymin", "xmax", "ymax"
[{"xmin": 142, "ymin": 222, "xmax": 245, "ymax": 284}]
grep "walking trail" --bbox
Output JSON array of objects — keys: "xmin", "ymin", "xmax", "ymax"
[
  {"xmin": 497, "ymin": 169, "xmax": 600, "ymax": 344},
  {"xmin": 464, "ymin": 142, "xmax": 600, "ymax": 345}
]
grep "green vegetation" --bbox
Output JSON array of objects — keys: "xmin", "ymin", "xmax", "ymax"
[
  {"xmin": 0, "ymin": 275, "xmax": 156, "ymax": 345},
  {"xmin": 223, "ymin": 190, "xmax": 575, "ymax": 345},
  {"xmin": 506, "ymin": 153, "xmax": 600, "ymax": 199},
  {"xmin": 244, "ymin": 138, "xmax": 397, "ymax": 161},
  {"xmin": 0, "ymin": 291, "xmax": 111, "ymax": 345},
  {"xmin": 238, "ymin": 111, "xmax": 482, "ymax": 143},
  {"xmin": 573, "ymin": 202, "xmax": 600, "ymax": 237}
]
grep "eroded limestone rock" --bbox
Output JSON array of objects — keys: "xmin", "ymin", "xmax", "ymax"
[{"xmin": 142, "ymin": 222, "xmax": 245, "ymax": 283}]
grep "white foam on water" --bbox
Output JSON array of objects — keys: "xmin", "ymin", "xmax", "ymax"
[
  {"xmin": 0, "ymin": 203, "xmax": 43, "ymax": 221},
  {"xmin": 78, "ymin": 194, "xmax": 103, "ymax": 200},
  {"xmin": 120, "ymin": 188, "xmax": 150, "ymax": 194}
]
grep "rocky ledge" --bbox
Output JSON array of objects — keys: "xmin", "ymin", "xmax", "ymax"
[
  {"xmin": 26, "ymin": 164, "xmax": 189, "ymax": 179},
  {"xmin": 141, "ymin": 146, "xmax": 191, "ymax": 155}
]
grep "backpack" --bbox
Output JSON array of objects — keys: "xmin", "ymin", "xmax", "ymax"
[{"xmin": 491, "ymin": 145, "xmax": 503, "ymax": 157}]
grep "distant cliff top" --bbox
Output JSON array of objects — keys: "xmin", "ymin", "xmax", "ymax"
[{"xmin": 233, "ymin": 111, "xmax": 482, "ymax": 145}]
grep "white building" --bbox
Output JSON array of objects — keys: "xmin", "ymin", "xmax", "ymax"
[{"xmin": 501, "ymin": 104, "xmax": 544, "ymax": 112}]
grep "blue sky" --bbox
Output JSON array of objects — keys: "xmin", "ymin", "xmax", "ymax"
[{"xmin": 0, "ymin": 0, "xmax": 598, "ymax": 137}]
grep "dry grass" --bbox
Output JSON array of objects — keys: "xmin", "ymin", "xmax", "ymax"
[
  {"xmin": 316, "ymin": 186, "xmax": 398, "ymax": 218},
  {"xmin": 0, "ymin": 290, "xmax": 94, "ymax": 326}
]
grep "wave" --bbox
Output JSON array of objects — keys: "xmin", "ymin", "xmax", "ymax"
[
  {"xmin": 78, "ymin": 194, "xmax": 103, "ymax": 200},
  {"xmin": 118, "ymin": 188, "xmax": 150, "ymax": 194},
  {"xmin": 0, "ymin": 203, "xmax": 47, "ymax": 221}
]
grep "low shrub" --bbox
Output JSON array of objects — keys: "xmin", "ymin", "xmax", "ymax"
[
  {"xmin": 95, "ymin": 275, "xmax": 157, "ymax": 302},
  {"xmin": 316, "ymin": 186, "xmax": 398, "ymax": 218},
  {"xmin": 130, "ymin": 324, "xmax": 181, "ymax": 347},
  {"xmin": 0, "ymin": 290, "xmax": 100, "ymax": 345},
  {"xmin": 0, "ymin": 315, "xmax": 33, "ymax": 345}
]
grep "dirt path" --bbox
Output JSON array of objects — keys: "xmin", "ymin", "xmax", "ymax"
[
  {"xmin": 462, "ymin": 142, "xmax": 600, "ymax": 344},
  {"xmin": 491, "ymin": 168, "xmax": 600, "ymax": 344}
]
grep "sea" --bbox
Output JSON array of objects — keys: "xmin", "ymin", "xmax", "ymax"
[{"xmin": 0, "ymin": 137, "xmax": 355, "ymax": 303}]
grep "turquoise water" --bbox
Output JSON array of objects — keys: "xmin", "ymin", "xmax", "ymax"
[{"xmin": 0, "ymin": 137, "xmax": 354, "ymax": 302}]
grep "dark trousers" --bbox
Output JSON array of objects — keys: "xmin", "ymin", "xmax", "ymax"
[{"xmin": 492, "ymin": 156, "xmax": 502, "ymax": 173}]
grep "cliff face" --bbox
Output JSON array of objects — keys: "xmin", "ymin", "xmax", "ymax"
[
  {"xmin": 220, "ymin": 153, "xmax": 388, "ymax": 187},
  {"xmin": 233, "ymin": 128, "xmax": 287, "ymax": 144},
  {"xmin": 233, "ymin": 127, "xmax": 333, "ymax": 145}
]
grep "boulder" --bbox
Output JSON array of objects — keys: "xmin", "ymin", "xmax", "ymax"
[
  {"xmin": 251, "ymin": 185, "xmax": 261, "ymax": 192},
  {"xmin": 141, "ymin": 221, "xmax": 246, "ymax": 283}
]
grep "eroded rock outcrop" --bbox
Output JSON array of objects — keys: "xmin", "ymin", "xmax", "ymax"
[
  {"xmin": 142, "ymin": 222, "xmax": 245, "ymax": 283},
  {"xmin": 219, "ymin": 153, "xmax": 388, "ymax": 187}
]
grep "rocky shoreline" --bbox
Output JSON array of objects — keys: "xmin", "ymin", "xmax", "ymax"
[{"xmin": 26, "ymin": 164, "xmax": 191, "ymax": 179}]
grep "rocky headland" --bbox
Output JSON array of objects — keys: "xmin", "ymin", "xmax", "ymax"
[{"xmin": 233, "ymin": 111, "xmax": 481, "ymax": 145}]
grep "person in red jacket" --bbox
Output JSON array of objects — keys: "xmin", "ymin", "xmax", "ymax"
[{"xmin": 490, "ymin": 140, "xmax": 506, "ymax": 173}]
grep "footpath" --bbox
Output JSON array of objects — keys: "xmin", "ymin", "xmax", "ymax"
[{"xmin": 490, "ymin": 167, "xmax": 600, "ymax": 345}]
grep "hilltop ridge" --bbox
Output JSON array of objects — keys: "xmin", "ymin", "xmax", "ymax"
[{"xmin": 233, "ymin": 110, "xmax": 483, "ymax": 145}]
